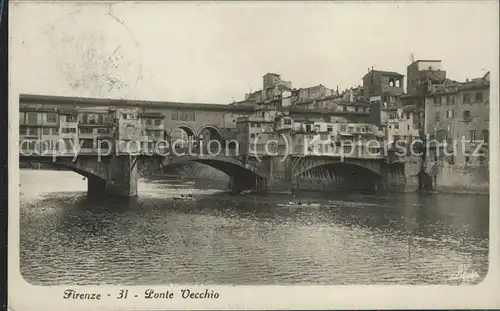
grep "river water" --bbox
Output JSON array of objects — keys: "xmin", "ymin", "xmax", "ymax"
[{"xmin": 19, "ymin": 169, "xmax": 489, "ymax": 285}]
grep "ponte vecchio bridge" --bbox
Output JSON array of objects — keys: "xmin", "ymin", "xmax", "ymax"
[{"xmin": 18, "ymin": 94, "xmax": 419, "ymax": 197}]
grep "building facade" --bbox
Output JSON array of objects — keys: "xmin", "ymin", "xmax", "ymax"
[{"xmin": 422, "ymin": 72, "xmax": 490, "ymax": 193}]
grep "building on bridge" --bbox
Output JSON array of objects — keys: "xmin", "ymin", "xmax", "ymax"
[{"xmin": 19, "ymin": 93, "xmax": 424, "ymax": 197}]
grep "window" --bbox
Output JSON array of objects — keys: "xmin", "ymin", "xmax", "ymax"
[
  {"xmin": 395, "ymin": 123, "xmax": 399, "ymax": 130},
  {"xmin": 435, "ymin": 96, "xmax": 442, "ymax": 105},
  {"xmin": 327, "ymin": 126, "xmax": 333, "ymax": 132},
  {"xmin": 463, "ymin": 93, "xmax": 470, "ymax": 104},
  {"xmin": 407, "ymin": 124, "xmax": 410, "ymax": 131},
  {"xmin": 479, "ymin": 154, "xmax": 486, "ymax": 166},
  {"xmin": 475, "ymin": 92, "xmax": 483, "ymax": 102},
  {"xmin": 306, "ymin": 125, "xmax": 312, "ymax": 132},
  {"xmin": 97, "ymin": 128, "xmax": 110, "ymax": 134},
  {"xmin": 469, "ymin": 130, "xmax": 476, "ymax": 141},
  {"xmin": 98, "ymin": 140, "xmax": 110, "ymax": 150},
  {"xmin": 340, "ymin": 125, "xmax": 347, "ymax": 132},
  {"xmin": 463, "ymin": 110, "xmax": 471, "ymax": 121},
  {"xmin": 465, "ymin": 156, "xmax": 470, "ymax": 164},
  {"xmin": 449, "ymin": 156, "xmax": 455, "ymax": 165},
  {"xmin": 42, "ymin": 128, "xmax": 50, "ymax": 135},
  {"xmin": 97, "ymin": 115, "xmax": 104, "ymax": 124},
  {"xmin": 146, "ymin": 119, "xmax": 152, "ymax": 126},
  {"xmin": 284, "ymin": 119, "xmax": 292, "ymax": 125},
  {"xmin": 79, "ymin": 128, "xmax": 93, "ymax": 134},
  {"xmin": 482, "ymin": 130, "xmax": 489, "ymax": 143},
  {"xmin": 442, "ymin": 96, "xmax": 447, "ymax": 105},
  {"xmin": 449, "ymin": 95, "xmax": 454, "ymax": 105},
  {"xmin": 52, "ymin": 128, "xmax": 59, "ymax": 135},
  {"xmin": 27, "ymin": 112, "xmax": 38, "ymax": 125},
  {"xmin": 63, "ymin": 139, "xmax": 73, "ymax": 151},
  {"xmin": 81, "ymin": 139, "xmax": 94, "ymax": 149},
  {"xmin": 65, "ymin": 115, "xmax": 77, "ymax": 122},
  {"xmin": 154, "ymin": 119, "xmax": 162, "ymax": 126},
  {"xmin": 435, "ymin": 111, "xmax": 440, "ymax": 122},
  {"xmin": 406, "ymin": 112, "xmax": 410, "ymax": 119},
  {"xmin": 46, "ymin": 113, "xmax": 57, "ymax": 123},
  {"xmin": 446, "ymin": 110, "xmax": 453, "ymax": 118},
  {"xmin": 62, "ymin": 128, "xmax": 76, "ymax": 134},
  {"xmin": 250, "ymin": 134, "xmax": 255, "ymax": 139},
  {"xmin": 395, "ymin": 80, "xmax": 401, "ymax": 88},
  {"xmin": 343, "ymin": 106, "xmax": 347, "ymax": 111},
  {"xmin": 19, "ymin": 128, "xmax": 26, "ymax": 135},
  {"xmin": 348, "ymin": 127, "xmax": 353, "ymax": 133},
  {"xmin": 171, "ymin": 110, "xmax": 178, "ymax": 120},
  {"xmin": 26, "ymin": 127, "xmax": 37, "ymax": 136}
]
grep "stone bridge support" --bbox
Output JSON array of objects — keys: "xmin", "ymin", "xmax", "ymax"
[
  {"xmin": 378, "ymin": 162, "xmax": 420, "ymax": 192},
  {"xmin": 27, "ymin": 155, "xmax": 141, "ymax": 198},
  {"xmin": 84, "ymin": 155, "xmax": 139, "ymax": 197},
  {"xmin": 105, "ymin": 155, "xmax": 139, "ymax": 197}
]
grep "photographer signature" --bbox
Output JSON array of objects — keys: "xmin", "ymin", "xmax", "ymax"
[{"xmin": 449, "ymin": 264, "xmax": 480, "ymax": 285}]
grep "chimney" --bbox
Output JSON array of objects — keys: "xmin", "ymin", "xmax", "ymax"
[{"xmin": 349, "ymin": 89, "xmax": 354, "ymax": 102}]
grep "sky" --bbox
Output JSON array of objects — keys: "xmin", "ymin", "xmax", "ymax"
[{"xmin": 10, "ymin": 1, "xmax": 499, "ymax": 104}]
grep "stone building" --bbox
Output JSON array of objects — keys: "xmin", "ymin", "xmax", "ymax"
[
  {"xmin": 422, "ymin": 71, "xmax": 490, "ymax": 193},
  {"xmin": 362, "ymin": 69, "xmax": 405, "ymax": 100},
  {"xmin": 407, "ymin": 60, "xmax": 447, "ymax": 96}
]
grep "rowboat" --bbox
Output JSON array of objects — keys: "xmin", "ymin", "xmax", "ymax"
[
  {"xmin": 173, "ymin": 195, "xmax": 195, "ymax": 201},
  {"xmin": 277, "ymin": 201, "xmax": 320, "ymax": 208}
]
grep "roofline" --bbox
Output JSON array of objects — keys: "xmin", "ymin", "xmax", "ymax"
[
  {"xmin": 363, "ymin": 70, "xmax": 405, "ymax": 79},
  {"xmin": 414, "ymin": 60, "xmax": 442, "ymax": 63},
  {"xmin": 19, "ymin": 94, "xmax": 255, "ymax": 112},
  {"xmin": 263, "ymin": 73, "xmax": 280, "ymax": 77}
]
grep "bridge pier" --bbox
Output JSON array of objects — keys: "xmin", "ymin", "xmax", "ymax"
[
  {"xmin": 229, "ymin": 175, "xmax": 269, "ymax": 195},
  {"xmin": 105, "ymin": 155, "xmax": 139, "ymax": 197},
  {"xmin": 379, "ymin": 163, "xmax": 419, "ymax": 192},
  {"xmin": 87, "ymin": 177, "xmax": 107, "ymax": 197},
  {"xmin": 85, "ymin": 155, "xmax": 139, "ymax": 198}
]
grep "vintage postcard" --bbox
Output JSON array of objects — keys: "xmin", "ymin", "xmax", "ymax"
[{"xmin": 7, "ymin": 0, "xmax": 500, "ymax": 310}]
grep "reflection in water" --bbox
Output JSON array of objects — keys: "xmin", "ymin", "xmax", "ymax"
[{"xmin": 20, "ymin": 170, "xmax": 489, "ymax": 285}]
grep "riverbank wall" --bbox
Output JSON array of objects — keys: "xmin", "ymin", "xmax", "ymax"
[{"xmin": 421, "ymin": 163, "xmax": 489, "ymax": 195}]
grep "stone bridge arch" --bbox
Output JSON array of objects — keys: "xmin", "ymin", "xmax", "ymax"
[
  {"xmin": 162, "ymin": 155, "xmax": 267, "ymax": 192},
  {"xmin": 291, "ymin": 157, "xmax": 382, "ymax": 177},
  {"xmin": 19, "ymin": 155, "xmax": 110, "ymax": 196},
  {"xmin": 197, "ymin": 125, "xmax": 222, "ymax": 140},
  {"xmin": 291, "ymin": 157, "xmax": 383, "ymax": 191},
  {"xmin": 167, "ymin": 125, "xmax": 196, "ymax": 147},
  {"xmin": 20, "ymin": 156, "xmax": 108, "ymax": 180}
]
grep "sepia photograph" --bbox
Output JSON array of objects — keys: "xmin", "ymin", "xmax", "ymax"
[{"xmin": 7, "ymin": 0, "xmax": 500, "ymax": 309}]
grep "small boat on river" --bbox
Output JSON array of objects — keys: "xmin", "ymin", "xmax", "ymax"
[
  {"xmin": 173, "ymin": 194, "xmax": 195, "ymax": 201},
  {"xmin": 277, "ymin": 201, "xmax": 320, "ymax": 208}
]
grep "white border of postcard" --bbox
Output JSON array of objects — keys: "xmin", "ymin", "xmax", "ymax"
[{"xmin": 7, "ymin": 1, "xmax": 500, "ymax": 310}]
